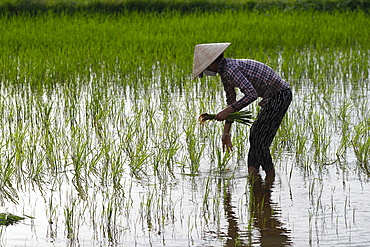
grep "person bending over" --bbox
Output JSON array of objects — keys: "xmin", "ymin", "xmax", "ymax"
[{"xmin": 192, "ymin": 43, "xmax": 292, "ymax": 177}]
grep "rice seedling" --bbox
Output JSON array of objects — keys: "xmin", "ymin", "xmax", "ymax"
[
  {"xmin": 215, "ymin": 147, "xmax": 232, "ymax": 173},
  {"xmin": 199, "ymin": 110, "xmax": 253, "ymax": 126},
  {"xmin": 202, "ymin": 176, "xmax": 211, "ymax": 216},
  {"xmin": 185, "ymin": 120, "xmax": 205, "ymax": 175},
  {"xmin": 352, "ymin": 122, "xmax": 370, "ymax": 164},
  {"xmin": 64, "ymin": 197, "xmax": 80, "ymax": 240},
  {"xmin": 336, "ymin": 100, "xmax": 352, "ymax": 159},
  {"xmin": 308, "ymin": 111, "xmax": 332, "ymax": 163},
  {"xmin": 101, "ymin": 199, "xmax": 120, "ymax": 243},
  {"xmin": 0, "ymin": 154, "xmax": 18, "ymax": 204},
  {"xmin": 0, "ymin": 213, "xmax": 25, "ymax": 226}
]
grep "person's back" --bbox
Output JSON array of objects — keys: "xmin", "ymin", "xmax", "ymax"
[{"xmin": 218, "ymin": 58, "xmax": 290, "ymax": 108}]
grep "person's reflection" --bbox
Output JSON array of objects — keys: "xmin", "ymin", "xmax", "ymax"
[
  {"xmin": 223, "ymin": 182, "xmax": 249, "ymax": 247},
  {"xmin": 215, "ymin": 174, "xmax": 291, "ymax": 246},
  {"xmin": 248, "ymin": 175, "xmax": 291, "ymax": 246}
]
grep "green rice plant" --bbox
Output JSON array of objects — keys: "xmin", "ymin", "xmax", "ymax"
[
  {"xmin": 186, "ymin": 131, "xmax": 205, "ymax": 175},
  {"xmin": 336, "ymin": 100, "xmax": 352, "ymax": 159},
  {"xmin": 120, "ymin": 114, "xmax": 152, "ymax": 178},
  {"xmin": 211, "ymin": 182, "xmax": 222, "ymax": 226},
  {"xmin": 309, "ymin": 111, "xmax": 332, "ymax": 163},
  {"xmin": 352, "ymin": 122, "xmax": 370, "ymax": 164},
  {"xmin": 109, "ymin": 151, "xmax": 125, "ymax": 189},
  {"xmin": 139, "ymin": 190, "xmax": 154, "ymax": 232},
  {"xmin": 202, "ymin": 176, "xmax": 211, "ymax": 214},
  {"xmin": 0, "ymin": 153, "xmax": 18, "ymax": 204},
  {"xmin": 184, "ymin": 118, "xmax": 205, "ymax": 175},
  {"xmin": 294, "ymin": 123, "xmax": 308, "ymax": 157},
  {"xmin": 8, "ymin": 121, "xmax": 28, "ymax": 181},
  {"xmin": 152, "ymin": 147, "xmax": 165, "ymax": 176},
  {"xmin": 232, "ymin": 126, "xmax": 247, "ymax": 158},
  {"xmin": 127, "ymin": 139, "xmax": 151, "ymax": 178},
  {"xmin": 163, "ymin": 137, "xmax": 181, "ymax": 172},
  {"xmin": 152, "ymin": 137, "xmax": 180, "ymax": 178},
  {"xmin": 46, "ymin": 194, "xmax": 58, "ymax": 225},
  {"xmin": 246, "ymin": 177, "xmax": 257, "ymax": 234},
  {"xmin": 27, "ymin": 146, "xmax": 45, "ymax": 183},
  {"xmin": 215, "ymin": 147, "xmax": 232, "ymax": 173},
  {"xmin": 64, "ymin": 198, "xmax": 80, "ymax": 240},
  {"xmin": 0, "ymin": 213, "xmax": 25, "ymax": 226},
  {"xmin": 272, "ymin": 112, "xmax": 294, "ymax": 161},
  {"xmin": 102, "ymin": 199, "xmax": 120, "ymax": 243}
]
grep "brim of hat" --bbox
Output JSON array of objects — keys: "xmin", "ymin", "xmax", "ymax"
[{"xmin": 192, "ymin": 43, "xmax": 230, "ymax": 80}]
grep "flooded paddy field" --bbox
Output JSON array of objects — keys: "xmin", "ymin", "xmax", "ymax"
[{"xmin": 0, "ymin": 7, "xmax": 370, "ymax": 246}]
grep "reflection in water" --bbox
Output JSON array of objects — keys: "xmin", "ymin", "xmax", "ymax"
[
  {"xmin": 223, "ymin": 182, "xmax": 249, "ymax": 247},
  {"xmin": 248, "ymin": 175, "xmax": 291, "ymax": 246},
  {"xmin": 221, "ymin": 175, "xmax": 291, "ymax": 246}
]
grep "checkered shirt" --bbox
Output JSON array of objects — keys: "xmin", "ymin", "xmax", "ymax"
[{"xmin": 218, "ymin": 58, "xmax": 290, "ymax": 111}]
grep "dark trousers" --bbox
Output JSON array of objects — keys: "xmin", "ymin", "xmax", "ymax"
[{"xmin": 248, "ymin": 88, "xmax": 292, "ymax": 172}]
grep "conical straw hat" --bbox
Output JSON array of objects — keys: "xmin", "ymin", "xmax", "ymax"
[{"xmin": 192, "ymin": 43, "xmax": 231, "ymax": 80}]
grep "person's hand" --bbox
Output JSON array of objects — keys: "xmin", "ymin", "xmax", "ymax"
[
  {"xmin": 215, "ymin": 106, "xmax": 234, "ymax": 121},
  {"xmin": 222, "ymin": 132, "xmax": 233, "ymax": 153}
]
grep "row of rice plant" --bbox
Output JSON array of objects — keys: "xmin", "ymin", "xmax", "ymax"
[{"xmin": 1, "ymin": 10, "xmax": 369, "ymax": 89}]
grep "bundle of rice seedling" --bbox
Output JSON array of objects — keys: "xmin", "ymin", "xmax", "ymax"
[
  {"xmin": 199, "ymin": 110, "xmax": 253, "ymax": 126},
  {"xmin": 0, "ymin": 213, "xmax": 25, "ymax": 226}
]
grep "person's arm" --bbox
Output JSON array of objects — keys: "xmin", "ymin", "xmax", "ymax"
[
  {"xmin": 214, "ymin": 105, "xmax": 234, "ymax": 153},
  {"xmin": 222, "ymin": 122, "xmax": 233, "ymax": 153},
  {"xmin": 214, "ymin": 105, "xmax": 234, "ymax": 121},
  {"xmin": 227, "ymin": 66, "xmax": 257, "ymax": 111}
]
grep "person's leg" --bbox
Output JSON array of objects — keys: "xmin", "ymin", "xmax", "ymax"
[
  {"xmin": 248, "ymin": 89, "xmax": 292, "ymax": 176},
  {"xmin": 248, "ymin": 165, "xmax": 259, "ymax": 177},
  {"xmin": 247, "ymin": 107, "xmax": 273, "ymax": 175},
  {"xmin": 248, "ymin": 120, "xmax": 262, "ymax": 174}
]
